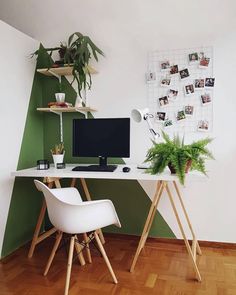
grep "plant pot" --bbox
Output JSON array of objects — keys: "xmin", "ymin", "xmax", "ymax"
[
  {"xmin": 75, "ymin": 95, "xmax": 83, "ymax": 108},
  {"xmin": 52, "ymin": 153, "xmax": 65, "ymax": 168},
  {"xmin": 168, "ymin": 160, "xmax": 192, "ymax": 174},
  {"xmin": 55, "ymin": 93, "xmax": 65, "ymax": 103}
]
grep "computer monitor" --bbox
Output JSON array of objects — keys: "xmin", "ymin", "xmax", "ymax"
[{"xmin": 72, "ymin": 118, "xmax": 130, "ymax": 170}]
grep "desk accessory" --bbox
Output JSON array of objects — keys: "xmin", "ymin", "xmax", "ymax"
[
  {"xmin": 131, "ymin": 108, "xmax": 160, "ymax": 141},
  {"xmin": 51, "ymin": 143, "xmax": 65, "ymax": 168},
  {"xmin": 131, "ymin": 108, "xmax": 159, "ymax": 169},
  {"xmin": 37, "ymin": 160, "xmax": 50, "ymax": 170},
  {"xmin": 56, "ymin": 163, "xmax": 66, "ymax": 169},
  {"xmin": 122, "ymin": 167, "xmax": 131, "ymax": 172}
]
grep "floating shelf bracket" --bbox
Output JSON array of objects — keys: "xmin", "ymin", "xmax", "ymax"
[
  {"xmin": 75, "ymin": 108, "xmax": 88, "ymax": 119},
  {"xmin": 48, "ymin": 70, "xmax": 62, "ymax": 83}
]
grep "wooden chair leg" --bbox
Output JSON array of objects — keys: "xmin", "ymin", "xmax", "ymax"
[
  {"xmin": 83, "ymin": 233, "xmax": 92, "ymax": 263},
  {"xmin": 94, "ymin": 231, "xmax": 118, "ymax": 284},
  {"xmin": 44, "ymin": 231, "xmax": 63, "ymax": 276},
  {"xmin": 74, "ymin": 236, "xmax": 86, "ymax": 266},
  {"xmin": 64, "ymin": 236, "xmax": 75, "ymax": 295}
]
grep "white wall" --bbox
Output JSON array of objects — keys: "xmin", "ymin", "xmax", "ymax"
[
  {"xmin": 0, "ymin": 20, "xmax": 38, "ymax": 254},
  {"xmin": 0, "ymin": 0, "xmax": 236, "ymax": 242}
]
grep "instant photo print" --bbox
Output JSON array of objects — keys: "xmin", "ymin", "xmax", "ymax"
[
  {"xmin": 170, "ymin": 65, "xmax": 179, "ymax": 75},
  {"xmin": 205, "ymin": 78, "xmax": 215, "ymax": 88},
  {"xmin": 184, "ymin": 105, "xmax": 194, "ymax": 116},
  {"xmin": 160, "ymin": 76, "xmax": 171, "ymax": 87},
  {"xmin": 184, "ymin": 84, "xmax": 195, "ymax": 96},
  {"xmin": 168, "ymin": 89, "xmax": 178, "ymax": 100},
  {"xmin": 201, "ymin": 93, "xmax": 212, "ymax": 105},
  {"xmin": 198, "ymin": 120, "xmax": 209, "ymax": 132},
  {"xmin": 179, "ymin": 68, "xmax": 190, "ymax": 80},
  {"xmin": 160, "ymin": 60, "xmax": 170, "ymax": 70},
  {"xmin": 146, "ymin": 71, "xmax": 157, "ymax": 83},
  {"xmin": 158, "ymin": 96, "xmax": 169, "ymax": 107},
  {"xmin": 194, "ymin": 79, "xmax": 205, "ymax": 90},
  {"xmin": 156, "ymin": 112, "xmax": 166, "ymax": 121}
]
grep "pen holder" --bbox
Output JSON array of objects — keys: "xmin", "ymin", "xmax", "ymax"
[{"xmin": 37, "ymin": 160, "xmax": 50, "ymax": 170}]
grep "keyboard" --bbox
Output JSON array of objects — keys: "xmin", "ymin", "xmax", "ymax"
[{"xmin": 72, "ymin": 165, "xmax": 117, "ymax": 172}]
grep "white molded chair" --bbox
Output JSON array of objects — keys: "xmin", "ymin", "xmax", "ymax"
[{"xmin": 34, "ymin": 180, "xmax": 121, "ymax": 295}]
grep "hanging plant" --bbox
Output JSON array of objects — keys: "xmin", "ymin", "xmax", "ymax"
[{"xmin": 32, "ymin": 32, "xmax": 104, "ymax": 98}]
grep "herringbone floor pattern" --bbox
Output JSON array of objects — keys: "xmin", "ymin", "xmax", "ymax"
[{"xmin": 1, "ymin": 234, "xmax": 236, "ymax": 294}]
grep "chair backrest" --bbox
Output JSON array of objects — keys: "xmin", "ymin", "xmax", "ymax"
[{"xmin": 34, "ymin": 180, "xmax": 121, "ymax": 234}]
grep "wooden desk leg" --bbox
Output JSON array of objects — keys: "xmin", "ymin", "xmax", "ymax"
[
  {"xmin": 165, "ymin": 182, "xmax": 201, "ymax": 282},
  {"xmin": 28, "ymin": 199, "xmax": 47, "ymax": 258},
  {"xmin": 80, "ymin": 178, "xmax": 105, "ymax": 244},
  {"xmin": 28, "ymin": 179, "xmax": 59, "ymax": 258},
  {"xmin": 173, "ymin": 181, "xmax": 202, "ymax": 255},
  {"xmin": 130, "ymin": 181, "xmax": 165, "ymax": 272}
]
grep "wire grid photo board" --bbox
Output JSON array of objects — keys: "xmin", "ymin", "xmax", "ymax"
[{"xmin": 146, "ymin": 46, "xmax": 214, "ymax": 134}]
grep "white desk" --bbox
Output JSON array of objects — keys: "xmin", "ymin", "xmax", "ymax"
[{"xmin": 12, "ymin": 164, "xmax": 203, "ymax": 281}]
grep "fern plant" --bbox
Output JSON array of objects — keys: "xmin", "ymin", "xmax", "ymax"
[{"xmin": 145, "ymin": 131, "xmax": 214, "ymax": 185}]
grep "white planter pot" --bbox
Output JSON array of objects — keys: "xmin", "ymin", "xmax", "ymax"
[
  {"xmin": 55, "ymin": 93, "xmax": 65, "ymax": 103},
  {"xmin": 52, "ymin": 153, "xmax": 64, "ymax": 168},
  {"xmin": 75, "ymin": 95, "xmax": 83, "ymax": 108}
]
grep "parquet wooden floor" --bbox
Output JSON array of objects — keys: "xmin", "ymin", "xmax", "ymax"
[{"xmin": 1, "ymin": 234, "xmax": 236, "ymax": 295}]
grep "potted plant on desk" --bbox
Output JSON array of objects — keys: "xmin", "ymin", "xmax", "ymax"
[
  {"xmin": 145, "ymin": 132, "xmax": 214, "ymax": 185},
  {"xmin": 51, "ymin": 143, "xmax": 65, "ymax": 168}
]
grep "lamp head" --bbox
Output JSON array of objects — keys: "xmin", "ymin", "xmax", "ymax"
[{"xmin": 131, "ymin": 108, "xmax": 150, "ymax": 123}]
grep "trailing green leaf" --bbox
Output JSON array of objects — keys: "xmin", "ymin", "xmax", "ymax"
[{"xmin": 32, "ymin": 32, "xmax": 104, "ymax": 98}]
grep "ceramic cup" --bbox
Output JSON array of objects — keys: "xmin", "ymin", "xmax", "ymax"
[{"xmin": 55, "ymin": 93, "xmax": 65, "ymax": 103}]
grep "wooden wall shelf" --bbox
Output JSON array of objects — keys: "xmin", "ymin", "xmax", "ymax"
[
  {"xmin": 37, "ymin": 65, "xmax": 98, "ymax": 77},
  {"xmin": 37, "ymin": 107, "xmax": 97, "ymax": 113}
]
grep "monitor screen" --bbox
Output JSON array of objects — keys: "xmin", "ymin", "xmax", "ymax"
[{"xmin": 72, "ymin": 118, "xmax": 130, "ymax": 158}]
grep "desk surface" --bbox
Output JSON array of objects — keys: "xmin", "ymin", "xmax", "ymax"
[{"xmin": 11, "ymin": 164, "xmax": 205, "ymax": 182}]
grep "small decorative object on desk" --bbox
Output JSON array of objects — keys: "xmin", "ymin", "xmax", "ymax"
[
  {"xmin": 145, "ymin": 131, "xmax": 214, "ymax": 185},
  {"xmin": 51, "ymin": 143, "xmax": 65, "ymax": 168},
  {"xmin": 37, "ymin": 160, "xmax": 50, "ymax": 170},
  {"xmin": 56, "ymin": 162, "xmax": 66, "ymax": 169}
]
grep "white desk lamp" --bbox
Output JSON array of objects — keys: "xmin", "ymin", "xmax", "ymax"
[
  {"xmin": 131, "ymin": 108, "xmax": 160, "ymax": 141},
  {"xmin": 131, "ymin": 108, "xmax": 160, "ymax": 168}
]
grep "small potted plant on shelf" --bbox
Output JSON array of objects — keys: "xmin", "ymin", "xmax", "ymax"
[
  {"xmin": 51, "ymin": 143, "xmax": 65, "ymax": 168},
  {"xmin": 55, "ymin": 81, "xmax": 65, "ymax": 103},
  {"xmin": 32, "ymin": 32, "xmax": 104, "ymax": 99},
  {"xmin": 145, "ymin": 131, "xmax": 214, "ymax": 185}
]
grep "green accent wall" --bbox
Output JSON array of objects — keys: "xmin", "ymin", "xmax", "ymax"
[
  {"xmin": 1, "ymin": 46, "xmax": 174, "ymax": 258},
  {"xmin": 1, "ymin": 49, "xmax": 45, "ymax": 257}
]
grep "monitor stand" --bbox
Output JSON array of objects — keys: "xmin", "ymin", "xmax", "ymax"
[{"xmin": 72, "ymin": 156, "xmax": 117, "ymax": 172}]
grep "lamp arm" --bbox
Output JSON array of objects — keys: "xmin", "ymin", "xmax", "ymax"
[{"xmin": 144, "ymin": 115, "xmax": 160, "ymax": 141}]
